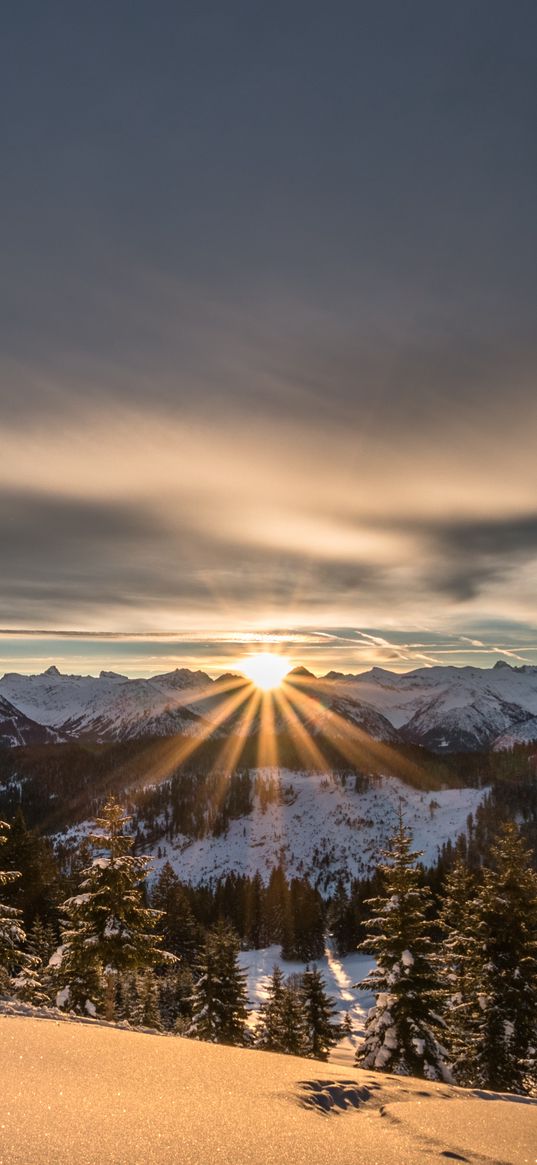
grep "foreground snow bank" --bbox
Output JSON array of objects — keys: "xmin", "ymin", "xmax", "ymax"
[{"xmin": 1, "ymin": 1013, "xmax": 536, "ymax": 1165}]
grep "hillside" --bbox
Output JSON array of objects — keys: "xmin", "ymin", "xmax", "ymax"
[
  {"xmin": 1, "ymin": 1013, "xmax": 535, "ymax": 1165},
  {"xmin": 139, "ymin": 769, "xmax": 486, "ymax": 892}
]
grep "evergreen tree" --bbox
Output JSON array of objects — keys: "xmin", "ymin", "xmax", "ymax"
[
  {"xmin": 0, "ymin": 819, "xmax": 35, "ymax": 998},
  {"xmin": 128, "ymin": 970, "xmax": 162, "ymax": 1030},
  {"xmin": 189, "ymin": 922, "xmax": 249, "ymax": 1046},
  {"xmin": 57, "ymin": 797, "xmax": 174, "ymax": 1019},
  {"xmin": 158, "ymin": 965, "xmax": 194, "ymax": 1032},
  {"xmin": 301, "ymin": 965, "xmax": 341, "ymax": 1060},
  {"xmin": 245, "ymin": 872, "xmax": 268, "ymax": 949},
  {"xmin": 355, "ymin": 813, "xmax": 448, "ymax": 1081},
  {"xmin": 152, "ymin": 863, "xmax": 200, "ymax": 964},
  {"xmin": 329, "ymin": 879, "xmax": 355, "ymax": 957},
  {"xmin": 437, "ymin": 857, "xmax": 480, "ymax": 1085},
  {"xmin": 463, "ymin": 824, "xmax": 537, "ymax": 1094},
  {"xmin": 276, "ymin": 977, "xmax": 308, "ymax": 1057},
  {"xmin": 0, "ymin": 809, "xmax": 59, "ymax": 927},
  {"xmin": 254, "ymin": 965, "xmax": 307, "ymax": 1055},
  {"xmin": 281, "ymin": 878, "xmax": 325, "ymax": 962}
]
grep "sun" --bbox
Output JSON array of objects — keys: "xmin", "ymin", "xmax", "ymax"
[{"xmin": 242, "ymin": 652, "xmax": 291, "ymax": 691}]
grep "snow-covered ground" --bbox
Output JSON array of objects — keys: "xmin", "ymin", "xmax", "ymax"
[
  {"xmin": 149, "ymin": 769, "xmax": 487, "ymax": 891},
  {"xmin": 2, "ymin": 1013, "xmax": 536, "ymax": 1165},
  {"xmin": 239, "ymin": 943, "xmax": 375, "ymax": 1065}
]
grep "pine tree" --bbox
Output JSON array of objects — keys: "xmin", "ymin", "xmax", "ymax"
[
  {"xmin": 437, "ymin": 857, "xmax": 480, "ymax": 1085},
  {"xmin": 152, "ymin": 863, "xmax": 200, "ymax": 964},
  {"xmin": 464, "ymin": 824, "xmax": 537, "ymax": 1094},
  {"xmin": 329, "ymin": 879, "xmax": 355, "ymax": 957},
  {"xmin": 254, "ymin": 965, "xmax": 307, "ymax": 1055},
  {"xmin": 158, "ymin": 965, "xmax": 194, "ymax": 1032},
  {"xmin": 0, "ymin": 819, "xmax": 36, "ymax": 998},
  {"xmin": 189, "ymin": 923, "xmax": 249, "ymax": 1046},
  {"xmin": 301, "ymin": 965, "xmax": 341, "ymax": 1060},
  {"xmin": 57, "ymin": 797, "xmax": 174, "ymax": 1019},
  {"xmin": 355, "ymin": 813, "xmax": 448, "ymax": 1081},
  {"xmin": 0, "ymin": 809, "xmax": 59, "ymax": 928},
  {"xmin": 128, "ymin": 970, "xmax": 162, "ymax": 1030},
  {"xmin": 245, "ymin": 872, "xmax": 268, "ymax": 949},
  {"xmin": 281, "ymin": 878, "xmax": 325, "ymax": 962},
  {"xmin": 276, "ymin": 978, "xmax": 308, "ymax": 1056}
]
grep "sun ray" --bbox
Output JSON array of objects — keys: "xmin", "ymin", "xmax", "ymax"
[
  {"xmin": 273, "ymin": 685, "xmax": 330, "ymax": 771},
  {"xmin": 282, "ymin": 675, "xmax": 425, "ymax": 785},
  {"xmin": 209, "ymin": 685, "xmax": 262, "ymax": 779},
  {"xmin": 257, "ymin": 690, "xmax": 279, "ymax": 770},
  {"xmin": 122, "ymin": 680, "xmax": 257, "ymax": 794}
]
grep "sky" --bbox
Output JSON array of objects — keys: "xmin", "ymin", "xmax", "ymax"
[{"xmin": 2, "ymin": 1, "xmax": 537, "ymax": 677}]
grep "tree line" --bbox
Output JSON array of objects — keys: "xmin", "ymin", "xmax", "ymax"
[
  {"xmin": 0, "ymin": 799, "xmax": 341, "ymax": 1061},
  {"xmin": 1, "ymin": 794, "xmax": 536, "ymax": 1093}
]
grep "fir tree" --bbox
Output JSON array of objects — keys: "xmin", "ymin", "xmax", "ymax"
[
  {"xmin": 158, "ymin": 965, "xmax": 194, "ymax": 1032},
  {"xmin": 254, "ymin": 965, "xmax": 307, "ymax": 1055},
  {"xmin": 464, "ymin": 824, "xmax": 537, "ymax": 1094},
  {"xmin": 189, "ymin": 922, "xmax": 249, "ymax": 1046},
  {"xmin": 57, "ymin": 797, "xmax": 174, "ymax": 1019},
  {"xmin": 437, "ymin": 856, "xmax": 480, "ymax": 1086},
  {"xmin": 301, "ymin": 965, "xmax": 341, "ymax": 1060},
  {"xmin": 0, "ymin": 809, "xmax": 59, "ymax": 927},
  {"xmin": 128, "ymin": 970, "xmax": 162, "ymax": 1030},
  {"xmin": 329, "ymin": 879, "xmax": 355, "ymax": 957},
  {"xmin": 0, "ymin": 819, "xmax": 35, "ymax": 998},
  {"xmin": 355, "ymin": 813, "xmax": 448, "ymax": 1081},
  {"xmin": 152, "ymin": 862, "xmax": 200, "ymax": 964},
  {"xmin": 276, "ymin": 978, "xmax": 308, "ymax": 1056}
]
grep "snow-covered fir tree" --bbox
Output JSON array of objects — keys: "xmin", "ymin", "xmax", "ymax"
[
  {"xmin": 0, "ymin": 819, "xmax": 37, "ymax": 999},
  {"xmin": 56, "ymin": 796, "xmax": 174, "ymax": 1019},
  {"xmin": 462, "ymin": 824, "xmax": 537, "ymax": 1094},
  {"xmin": 126, "ymin": 970, "xmax": 162, "ymax": 1030},
  {"xmin": 301, "ymin": 965, "xmax": 341, "ymax": 1060},
  {"xmin": 355, "ymin": 812, "xmax": 449, "ymax": 1081},
  {"xmin": 189, "ymin": 922, "xmax": 249, "ymax": 1046},
  {"xmin": 437, "ymin": 856, "xmax": 480, "ymax": 1086},
  {"xmin": 255, "ymin": 965, "xmax": 307, "ymax": 1055}
]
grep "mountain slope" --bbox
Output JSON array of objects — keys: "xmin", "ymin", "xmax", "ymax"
[{"xmin": 0, "ymin": 695, "xmax": 60, "ymax": 747}]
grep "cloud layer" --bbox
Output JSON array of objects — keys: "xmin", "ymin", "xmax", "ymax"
[{"xmin": 1, "ymin": 2, "xmax": 536, "ymax": 670}]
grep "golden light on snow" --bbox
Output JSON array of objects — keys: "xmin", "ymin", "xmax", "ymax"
[{"xmin": 242, "ymin": 652, "xmax": 291, "ymax": 691}]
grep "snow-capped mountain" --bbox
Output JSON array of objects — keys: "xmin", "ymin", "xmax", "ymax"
[
  {"xmin": 322, "ymin": 661, "xmax": 537, "ymax": 750},
  {"xmin": 0, "ymin": 694, "xmax": 60, "ymax": 748},
  {"xmin": 2, "ymin": 660, "xmax": 537, "ymax": 751},
  {"xmin": 0, "ymin": 666, "xmax": 213, "ymax": 743}
]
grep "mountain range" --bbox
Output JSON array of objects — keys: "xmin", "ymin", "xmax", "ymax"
[{"xmin": 2, "ymin": 660, "xmax": 537, "ymax": 752}]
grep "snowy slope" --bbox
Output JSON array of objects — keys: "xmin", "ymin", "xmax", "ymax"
[
  {"xmin": 0, "ymin": 694, "xmax": 60, "ymax": 747},
  {"xmin": 147, "ymin": 768, "xmax": 486, "ymax": 892},
  {"xmin": 4, "ymin": 1013, "xmax": 536, "ymax": 1165}
]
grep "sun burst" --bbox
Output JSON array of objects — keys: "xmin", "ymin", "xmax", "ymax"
[{"xmin": 242, "ymin": 652, "xmax": 291, "ymax": 691}]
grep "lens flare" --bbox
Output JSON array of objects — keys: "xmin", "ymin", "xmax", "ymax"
[{"xmin": 242, "ymin": 652, "xmax": 291, "ymax": 691}]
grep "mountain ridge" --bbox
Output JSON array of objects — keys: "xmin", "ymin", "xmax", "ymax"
[{"xmin": 2, "ymin": 661, "xmax": 537, "ymax": 751}]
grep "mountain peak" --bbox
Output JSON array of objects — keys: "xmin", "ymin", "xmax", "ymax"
[
  {"xmin": 493, "ymin": 660, "xmax": 513, "ymax": 670},
  {"xmin": 44, "ymin": 666, "xmax": 61, "ymax": 677},
  {"xmin": 99, "ymin": 670, "xmax": 127, "ymax": 680}
]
